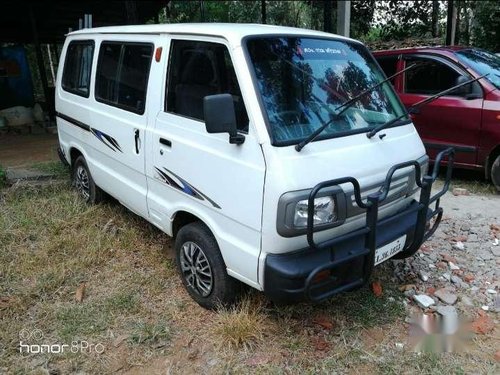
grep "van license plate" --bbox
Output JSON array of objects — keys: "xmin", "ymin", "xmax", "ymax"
[{"xmin": 374, "ymin": 235, "xmax": 407, "ymax": 266}]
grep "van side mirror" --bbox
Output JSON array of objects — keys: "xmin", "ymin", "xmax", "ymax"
[{"xmin": 204, "ymin": 94, "xmax": 245, "ymax": 145}]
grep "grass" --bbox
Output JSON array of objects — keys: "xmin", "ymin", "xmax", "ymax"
[
  {"xmin": 0, "ymin": 182, "xmax": 497, "ymax": 374},
  {"xmin": 29, "ymin": 160, "xmax": 70, "ymax": 179},
  {"xmin": 129, "ymin": 321, "xmax": 172, "ymax": 345},
  {"xmin": 0, "ymin": 164, "xmax": 6, "ymax": 188},
  {"xmin": 211, "ymin": 297, "xmax": 268, "ymax": 350},
  {"xmin": 435, "ymin": 167, "xmax": 498, "ymax": 195}
]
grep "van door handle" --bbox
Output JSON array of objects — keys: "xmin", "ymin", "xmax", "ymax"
[
  {"xmin": 134, "ymin": 129, "xmax": 140, "ymax": 153},
  {"xmin": 159, "ymin": 138, "xmax": 172, "ymax": 147}
]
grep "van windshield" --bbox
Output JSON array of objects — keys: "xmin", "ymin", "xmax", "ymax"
[
  {"xmin": 246, "ymin": 37, "xmax": 407, "ymax": 145},
  {"xmin": 455, "ymin": 49, "xmax": 500, "ymax": 90}
]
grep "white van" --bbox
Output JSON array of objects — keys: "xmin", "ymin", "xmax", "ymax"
[{"xmin": 56, "ymin": 24, "xmax": 454, "ymax": 309}]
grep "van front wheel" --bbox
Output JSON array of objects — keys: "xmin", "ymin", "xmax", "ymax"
[
  {"xmin": 175, "ymin": 222, "xmax": 241, "ymax": 309},
  {"xmin": 491, "ymin": 154, "xmax": 500, "ymax": 192},
  {"xmin": 72, "ymin": 156, "xmax": 103, "ymax": 204}
]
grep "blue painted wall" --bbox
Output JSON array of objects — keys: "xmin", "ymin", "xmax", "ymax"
[{"xmin": 0, "ymin": 46, "xmax": 35, "ymax": 110}]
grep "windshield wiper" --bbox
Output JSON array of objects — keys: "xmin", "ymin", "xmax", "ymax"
[
  {"xmin": 366, "ymin": 73, "xmax": 488, "ymax": 139},
  {"xmin": 295, "ymin": 64, "xmax": 417, "ymax": 152}
]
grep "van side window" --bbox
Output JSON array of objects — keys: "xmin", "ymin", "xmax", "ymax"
[
  {"xmin": 404, "ymin": 57, "xmax": 460, "ymax": 95},
  {"xmin": 166, "ymin": 40, "xmax": 249, "ymax": 132},
  {"xmin": 95, "ymin": 42, "xmax": 153, "ymax": 114},
  {"xmin": 62, "ymin": 41, "xmax": 94, "ymax": 97}
]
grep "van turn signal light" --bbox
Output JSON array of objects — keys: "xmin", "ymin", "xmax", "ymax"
[{"xmin": 155, "ymin": 47, "xmax": 162, "ymax": 62}]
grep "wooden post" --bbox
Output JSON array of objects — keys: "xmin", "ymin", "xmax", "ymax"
[
  {"xmin": 261, "ymin": 0, "xmax": 267, "ymax": 24},
  {"xmin": 337, "ymin": 1, "xmax": 351, "ymax": 37},
  {"xmin": 29, "ymin": 4, "xmax": 51, "ymax": 114}
]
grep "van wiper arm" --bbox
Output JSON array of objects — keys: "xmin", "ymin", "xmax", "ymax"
[
  {"xmin": 367, "ymin": 73, "xmax": 488, "ymax": 139},
  {"xmin": 295, "ymin": 64, "xmax": 417, "ymax": 152},
  {"xmin": 333, "ymin": 64, "xmax": 416, "ymax": 114}
]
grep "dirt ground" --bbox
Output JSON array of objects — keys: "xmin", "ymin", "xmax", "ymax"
[
  {"xmin": 0, "ymin": 171, "xmax": 498, "ymax": 374},
  {"xmin": 0, "ymin": 131, "xmax": 59, "ymax": 168}
]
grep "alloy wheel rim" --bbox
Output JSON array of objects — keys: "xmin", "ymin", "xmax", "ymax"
[
  {"xmin": 180, "ymin": 241, "xmax": 213, "ymax": 297},
  {"xmin": 75, "ymin": 165, "xmax": 90, "ymax": 201}
]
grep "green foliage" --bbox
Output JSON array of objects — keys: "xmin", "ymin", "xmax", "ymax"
[
  {"xmin": 470, "ymin": 1, "xmax": 500, "ymax": 52},
  {"xmin": 158, "ymin": 0, "xmax": 376, "ymax": 38},
  {"xmin": 374, "ymin": 0, "xmax": 437, "ymax": 41},
  {"xmin": 351, "ymin": 0, "xmax": 376, "ymax": 39}
]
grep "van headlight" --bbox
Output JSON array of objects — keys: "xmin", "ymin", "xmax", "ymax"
[
  {"xmin": 277, "ymin": 188, "xmax": 345, "ymax": 237},
  {"xmin": 293, "ymin": 196, "xmax": 337, "ymax": 227}
]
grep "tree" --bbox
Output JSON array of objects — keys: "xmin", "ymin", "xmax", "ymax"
[
  {"xmin": 350, "ymin": 0, "xmax": 376, "ymax": 39},
  {"xmin": 374, "ymin": 0, "xmax": 435, "ymax": 40},
  {"xmin": 469, "ymin": 1, "xmax": 500, "ymax": 51}
]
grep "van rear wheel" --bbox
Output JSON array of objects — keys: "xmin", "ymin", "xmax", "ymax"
[
  {"xmin": 175, "ymin": 222, "xmax": 241, "ymax": 309},
  {"xmin": 72, "ymin": 156, "xmax": 103, "ymax": 204},
  {"xmin": 491, "ymin": 155, "xmax": 500, "ymax": 192}
]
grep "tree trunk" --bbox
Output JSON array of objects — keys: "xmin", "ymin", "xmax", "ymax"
[
  {"xmin": 324, "ymin": 0, "xmax": 332, "ymax": 33},
  {"xmin": 125, "ymin": 0, "xmax": 138, "ymax": 25},
  {"xmin": 432, "ymin": 0, "xmax": 439, "ymax": 37},
  {"xmin": 47, "ymin": 45, "xmax": 56, "ymax": 86},
  {"xmin": 463, "ymin": 1, "xmax": 470, "ymax": 45},
  {"xmin": 455, "ymin": 0, "xmax": 461, "ymax": 44},
  {"xmin": 261, "ymin": 0, "xmax": 266, "ymax": 24},
  {"xmin": 445, "ymin": 0, "xmax": 457, "ymax": 45}
]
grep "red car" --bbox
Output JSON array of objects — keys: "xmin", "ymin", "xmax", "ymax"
[{"xmin": 373, "ymin": 46, "xmax": 500, "ymax": 191}]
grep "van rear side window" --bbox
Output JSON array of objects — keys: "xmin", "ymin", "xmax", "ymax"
[
  {"xmin": 62, "ymin": 41, "xmax": 94, "ymax": 97},
  {"xmin": 95, "ymin": 42, "xmax": 153, "ymax": 114}
]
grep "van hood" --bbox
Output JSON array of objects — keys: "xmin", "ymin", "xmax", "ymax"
[{"xmin": 262, "ymin": 124, "xmax": 426, "ymax": 192}]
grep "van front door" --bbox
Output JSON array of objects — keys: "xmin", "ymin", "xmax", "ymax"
[
  {"xmin": 400, "ymin": 55, "xmax": 483, "ymax": 167},
  {"xmin": 146, "ymin": 38, "xmax": 266, "ymax": 287}
]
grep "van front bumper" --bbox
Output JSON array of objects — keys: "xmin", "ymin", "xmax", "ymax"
[{"xmin": 264, "ymin": 148, "xmax": 455, "ymax": 304}]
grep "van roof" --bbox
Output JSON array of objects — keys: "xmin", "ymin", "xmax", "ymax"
[{"xmin": 68, "ymin": 23, "xmax": 356, "ymax": 45}]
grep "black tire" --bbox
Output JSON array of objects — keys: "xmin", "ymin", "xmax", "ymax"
[
  {"xmin": 491, "ymin": 154, "xmax": 500, "ymax": 193},
  {"xmin": 175, "ymin": 222, "xmax": 241, "ymax": 309},
  {"xmin": 72, "ymin": 156, "xmax": 104, "ymax": 204}
]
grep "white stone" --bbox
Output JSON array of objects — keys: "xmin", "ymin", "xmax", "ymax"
[
  {"xmin": 453, "ymin": 241, "xmax": 465, "ymax": 251},
  {"xmin": 492, "ymin": 238, "xmax": 499, "ymax": 246},
  {"xmin": 428, "ymin": 264, "xmax": 436, "ymax": 269},
  {"xmin": 481, "ymin": 305, "xmax": 489, "ymax": 311},
  {"xmin": 448, "ymin": 262, "xmax": 460, "ymax": 270},
  {"xmin": 413, "ymin": 294, "xmax": 435, "ymax": 308},
  {"xmin": 486, "ymin": 289, "xmax": 497, "ymax": 294},
  {"xmin": 419, "ymin": 270, "xmax": 429, "ymax": 282},
  {"xmin": 442, "ymin": 273, "xmax": 451, "ymax": 281}
]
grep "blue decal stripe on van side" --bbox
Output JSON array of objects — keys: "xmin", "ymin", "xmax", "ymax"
[
  {"xmin": 56, "ymin": 112, "xmax": 123, "ymax": 153},
  {"xmin": 154, "ymin": 167, "xmax": 221, "ymax": 209}
]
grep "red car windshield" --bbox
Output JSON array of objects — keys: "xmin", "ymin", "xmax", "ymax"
[{"xmin": 455, "ymin": 49, "xmax": 500, "ymax": 90}]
